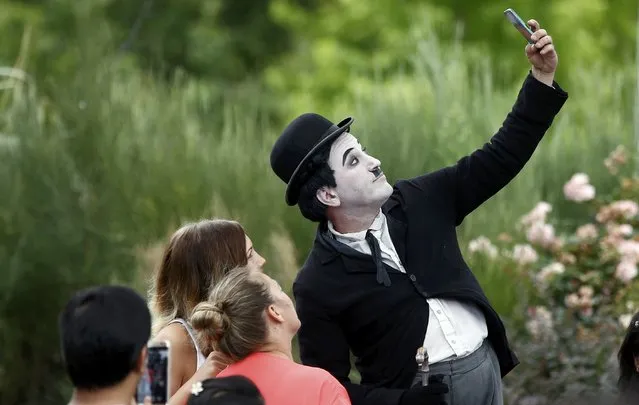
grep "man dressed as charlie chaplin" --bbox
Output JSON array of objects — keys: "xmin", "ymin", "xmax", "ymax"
[{"xmin": 269, "ymin": 19, "xmax": 568, "ymax": 405}]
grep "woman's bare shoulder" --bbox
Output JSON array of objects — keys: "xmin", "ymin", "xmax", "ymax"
[{"xmin": 155, "ymin": 322, "xmax": 196, "ymax": 355}]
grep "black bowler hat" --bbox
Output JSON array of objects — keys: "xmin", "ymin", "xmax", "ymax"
[{"xmin": 270, "ymin": 113, "xmax": 354, "ymax": 206}]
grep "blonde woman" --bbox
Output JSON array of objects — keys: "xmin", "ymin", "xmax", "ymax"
[
  {"xmin": 148, "ymin": 219, "xmax": 266, "ymax": 405},
  {"xmin": 190, "ymin": 266, "xmax": 351, "ymax": 405}
]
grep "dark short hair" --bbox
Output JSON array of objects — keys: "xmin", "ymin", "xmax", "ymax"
[
  {"xmin": 187, "ymin": 376, "xmax": 265, "ymax": 405},
  {"xmin": 58, "ymin": 285, "xmax": 151, "ymax": 390},
  {"xmin": 296, "ymin": 146, "xmax": 336, "ymax": 222},
  {"xmin": 618, "ymin": 311, "xmax": 639, "ymax": 393}
]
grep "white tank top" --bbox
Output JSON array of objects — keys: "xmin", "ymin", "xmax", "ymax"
[{"xmin": 169, "ymin": 318, "xmax": 206, "ymax": 369}]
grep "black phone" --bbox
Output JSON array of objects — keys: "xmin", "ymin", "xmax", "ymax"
[
  {"xmin": 136, "ymin": 340, "xmax": 170, "ymax": 405},
  {"xmin": 503, "ymin": 8, "xmax": 535, "ymax": 44}
]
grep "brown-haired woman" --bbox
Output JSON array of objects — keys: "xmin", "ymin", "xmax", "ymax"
[
  {"xmin": 190, "ymin": 266, "xmax": 351, "ymax": 405},
  {"xmin": 148, "ymin": 219, "xmax": 266, "ymax": 404}
]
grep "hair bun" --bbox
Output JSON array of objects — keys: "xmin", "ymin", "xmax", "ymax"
[{"xmin": 191, "ymin": 301, "xmax": 231, "ymax": 343}]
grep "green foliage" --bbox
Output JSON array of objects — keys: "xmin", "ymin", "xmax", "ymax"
[
  {"xmin": 1, "ymin": 0, "xmax": 637, "ymax": 106},
  {"xmin": 265, "ymin": 0, "xmax": 453, "ymax": 112},
  {"xmin": 104, "ymin": 0, "xmax": 298, "ymax": 80},
  {"xmin": 0, "ymin": 75, "xmax": 140, "ymax": 403},
  {"xmin": 267, "ymin": 0, "xmax": 639, "ymax": 110},
  {"xmin": 0, "ymin": 0, "xmax": 306, "ymax": 83},
  {"xmin": 0, "ymin": 1, "xmax": 637, "ymax": 403},
  {"xmin": 0, "ymin": 53, "xmax": 285, "ymax": 404}
]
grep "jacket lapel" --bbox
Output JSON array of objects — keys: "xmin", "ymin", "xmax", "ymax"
[
  {"xmin": 315, "ymin": 224, "xmax": 377, "ymax": 274},
  {"xmin": 316, "ymin": 215, "xmax": 409, "ymax": 276}
]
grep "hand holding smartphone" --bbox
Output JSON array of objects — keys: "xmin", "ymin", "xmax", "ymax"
[
  {"xmin": 136, "ymin": 341, "xmax": 170, "ymax": 405},
  {"xmin": 503, "ymin": 8, "xmax": 535, "ymax": 44}
]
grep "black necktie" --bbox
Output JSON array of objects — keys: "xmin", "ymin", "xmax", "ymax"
[{"xmin": 365, "ymin": 230, "xmax": 391, "ymax": 287}]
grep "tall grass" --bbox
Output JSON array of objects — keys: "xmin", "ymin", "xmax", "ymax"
[{"xmin": 0, "ymin": 31, "xmax": 636, "ymax": 403}]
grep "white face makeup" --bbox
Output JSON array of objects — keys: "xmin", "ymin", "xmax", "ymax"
[{"xmin": 317, "ymin": 132, "xmax": 393, "ymax": 210}]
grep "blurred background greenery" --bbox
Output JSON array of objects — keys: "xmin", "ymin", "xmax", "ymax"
[{"xmin": 0, "ymin": 0, "xmax": 637, "ymax": 403}]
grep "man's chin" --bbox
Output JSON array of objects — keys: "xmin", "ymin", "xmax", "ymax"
[
  {"xmin": 373, "ymin": 184, "xmax": 394, "ymax": 206},
  {"xmin": 381, "ymin": 181, "xmax": 393, "ymax": 196}
]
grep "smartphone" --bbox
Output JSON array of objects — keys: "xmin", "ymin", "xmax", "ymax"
[
  {"xmin": 136, "ymin": 340, "xmax": 170, "ymax": 405},
  {"xmin": 503, "ymin": 8, "xmax": 535, "ymax": 44}
]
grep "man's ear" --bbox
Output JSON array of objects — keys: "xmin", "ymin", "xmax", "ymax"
[
  {"xmin": 135, "ymin": 346, "xmax": 148, "ymax": 374},
  {"xmin": 316, "ymin": 186, "xmax": 340, "ymax": 207}
]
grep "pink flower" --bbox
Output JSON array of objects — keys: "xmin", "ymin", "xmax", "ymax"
[
  {"xmin": 519, "ymin": 202, "xmax": 552, "ymax": 228},
  {"xmin": 597, "ymin": 200, "xmax": 639, "ymax": 223},
  {"xmin": 612, "ymin": 200, "xmax": 639, "ymax": 219},
  {"xmin": 539, "ymin": 262, "xmax": 565, "ymax": 278},
  {"xmin": 468, "ymin": 236, "xmax": 498, "ymax": 259},
  {"xmin": 576, "ymin": 224, "xmax": 598, "ymax": 240},
  {"xmin": 563, "ymin": 173, "xmax": 596, "ymax": 202},
  {"xmin": 513, "ymin": 244, "xmax": 539, "ymax": 265},
  {"xmin": 617, "ymin": 240, "xmax": 639, "ymax": 262},
  {"xmin": 615, "ymin": 259, "xmax": 638, "ymax": 283},
  {"xmin": 526, "ymin": 306, "xmax": 553, "ymax": 338},
  {"xmin": 607, "ymin": 223, "xmax": 633, "ymax": 238},
  {"xmin": 535, "ymin": 262, "xmax": 565, "ymax": 288},
  {"xmin": 565, "ymin": 293, "xmax": 580, "ymax": 308},
  {"xmin": 565, "ymin": 286, "xmax": 595, "ymax": 317},
  {"xmin": 559, "ymin": 252, "xmax": 577, "ymax": 265},
  {"xmin": 526, "ymin": 222, "xmax": 556, "ymax": 248},
  {"xmin": 604, "ymin": 145, "xmax": 628, "ymax": 175},
  {"xmin": 579, "ymin": 285, "xmax": 594, "ymax": 298}
]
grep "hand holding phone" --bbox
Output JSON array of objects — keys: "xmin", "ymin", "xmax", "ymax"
[
  {"xmin": 503, "ymin": 8, "xmax": 535, "ymax": 44},
  {"xmin": 503, "ymin": 10, "xmax": 558, "ymax": 85}
]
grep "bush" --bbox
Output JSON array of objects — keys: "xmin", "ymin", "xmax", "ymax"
[{"xmin": 467, "ymin": 146, "xmax": 639, "ymax": 403}]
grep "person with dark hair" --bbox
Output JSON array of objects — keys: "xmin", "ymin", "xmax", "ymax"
[
  {"xmin": 59, "ymin": 285, "xmax": 151, "ymax": 405},
  {"xmin": 187, "ymin": 376, "xmax": 265, "ymax": 405},
  {"xmin": 269, "ymin": 18, "xmax": 567, "ymax": 405},
  {"xmin": 617, "ymin": 312, "xmax": 639, "ymax": 402}
]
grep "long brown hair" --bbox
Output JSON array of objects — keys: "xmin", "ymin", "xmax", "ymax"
[
  {"xmin": 190, "ymin": 266, "xmax": 272, "ymax": 360},
  {"xmin": 149, "ymin": 219, "xmax": 248, "ymax": 335}
]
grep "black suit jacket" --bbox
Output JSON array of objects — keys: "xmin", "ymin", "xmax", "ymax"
[{"xmin": 293, "ymin": 72, "xmax": 568, "ymax": 405}]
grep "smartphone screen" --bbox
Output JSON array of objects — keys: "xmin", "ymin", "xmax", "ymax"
[
  {"xmin": 503, "ymin": 8, "xmax": 534, "ymax": 44},
  {"xmin": 136, "ymin": 343, "xmax": 170, "ymax": 405}
]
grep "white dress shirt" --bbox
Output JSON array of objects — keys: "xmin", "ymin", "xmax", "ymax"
[{"xmin": 327, "ymin": 210, "xmax": 488, "ymax": 364}]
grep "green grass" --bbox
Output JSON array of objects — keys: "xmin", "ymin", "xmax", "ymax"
[{"xmin": 0, "ymin": 32, "xmax": 637, "ymax": 403}]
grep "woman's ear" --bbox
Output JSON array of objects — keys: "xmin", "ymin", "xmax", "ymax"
[{"xmin": 266, "ymin": 304, "xmax": 285, "ymax": 324}]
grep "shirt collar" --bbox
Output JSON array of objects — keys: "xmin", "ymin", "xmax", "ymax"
[{"xmin": 327, "ymin": 210, "xmax": 385, "ymax": 242}]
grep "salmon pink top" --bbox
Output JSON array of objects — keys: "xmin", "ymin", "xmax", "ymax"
[{"xmin": 218, "ymin": 352, "xmax": 351, "ymax": 405}]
